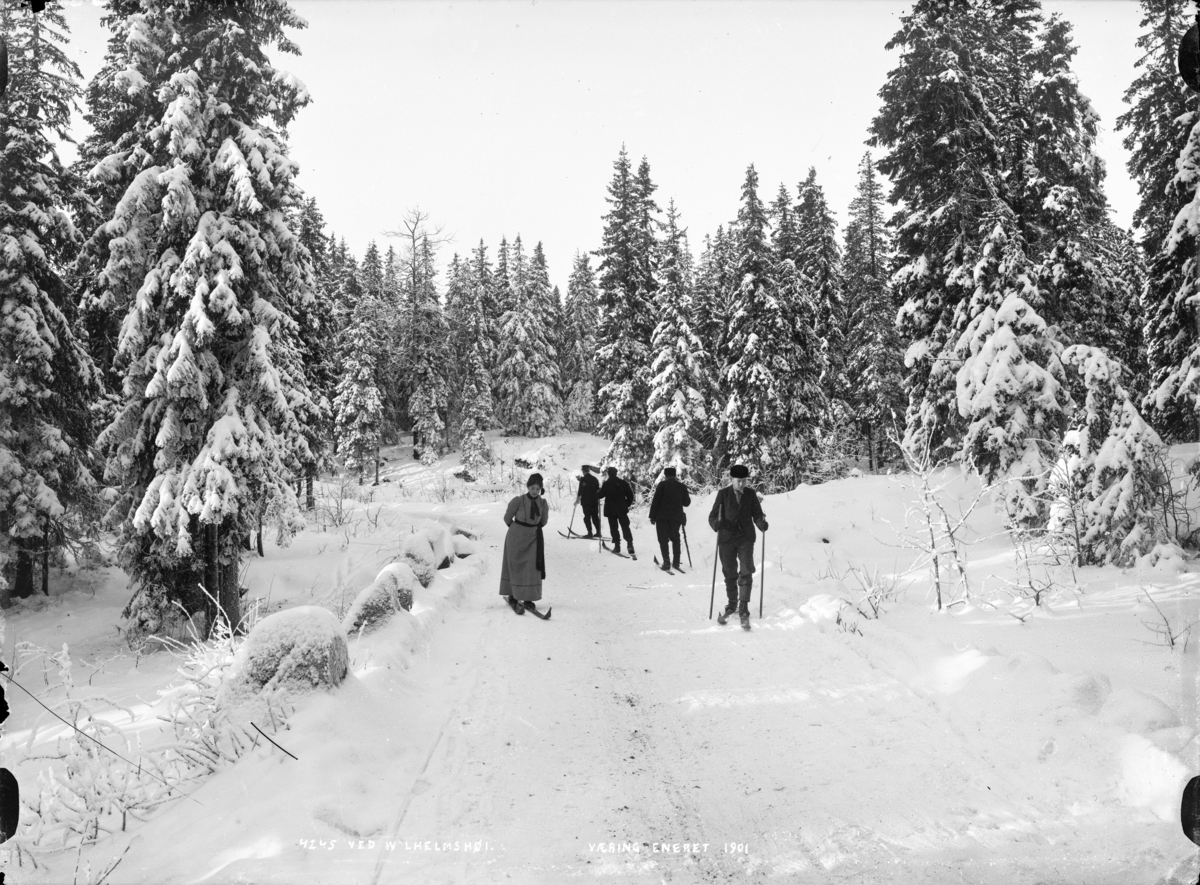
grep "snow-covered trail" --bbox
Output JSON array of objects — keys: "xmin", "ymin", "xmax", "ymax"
[{"xmin": 368, "ymin": 531, "xmax": 1158, "ymax": 884}]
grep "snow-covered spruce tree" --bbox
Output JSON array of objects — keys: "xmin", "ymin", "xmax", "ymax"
[
  {"xmin": 1057, "ymin": 345, "xmax": 1168, "ymax": 565},
  {"xmin": 471, "ymin": 239, "xmax": 503, "ymax": 393},
  {"xmin": 443, "ymin": 253, "xmax": 471, "ymax": 447},
  {"xmin": 458, "ymin": 343, "xmax": 492, "ymax": 480},
  {"xmin": 73, "ymin": 4, "xmax": 158, "ymax": 399},
  {"xmin": 954, "ymin": 207, "xmax": 1069, "ymax": 523},
  {"xmin": 1092, "ymin": 220, "xmax": 1149, "ymax": 397},
  {"xmin": 290, "ymin": 196, "xmax": 337, "ymax": 507},
  {"xmin": 333, "ymin": 306, "xmax": 383, "ymax": 484},
  {"xmin": 869, "ymin": 0, "xmax": 1006, "ymax": 459},
  {"xmin": 561, "ymin": 251, "xmax": 600, "ymax": 431},
  {"xmin": 692, "ymin": 225, "xmax": 736, "ymax": 365},
  {"xmin": 594, "ymin": 146, "xmax": 659, "ymax": 475},
  {"xmin": 842, "ymin": 153, "xmax": 904, "ymax": 469},
  {"xmin": 530, "ymin": 242, "xmax": 566, "ymax": 413},
  {"xmin": 495, "ymin": 236, "xmax": 563, "ymax": 437},
  {"xmin": 0, "ymin": 1, "xmax": 100, "ymax": 602},
  {"xmin": 795, "ymin": 168, "xmax": 847, "ymax": 429},
  {"xmin": 1119, "ymin": 0, "xmax": 1200, "ymax": 441},
  {"xmin": 647, "ymin": 201, "xmax": 711, "ymax": 481},
  {"xmin": 389, "ymin": 210, "xmax": 450, "ymax": 459},
  {"xmin": 87, "ymin": 0, "xmax": 315, "ymax": 633},
  {"xmin": 692, "ymin": 225, "xmax": 738, "ymax": 446},
  {"xmin": 767, "ymin": 183, "xmax": 825, "ymax": 476},
  {"xmin": 409, "ymin": 236, "xmax": 449, "ymax": 464},
  {"xmin": 721, "ymin": 165, "xmax": 796, "ymax": 487}
]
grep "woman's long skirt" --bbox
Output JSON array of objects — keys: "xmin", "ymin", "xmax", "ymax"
[{"xmin": 499, "ymin": 523, "xmax": 543, "ymax": 601}]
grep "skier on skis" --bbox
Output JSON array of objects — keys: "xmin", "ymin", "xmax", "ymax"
[
  {"xmin": 500, "ymin": 473, "xmax": 550, "ymax": 616},
  {"xmin": 597, "ymin": 466, "xmax": 636, "ymax": 556},
  {"xmin": 575, "ymin": 464, "xmax": 601, "ymax": 539},
  {"xmin": 709, "ymin": 464, "xmax": 768, "ymax": 628},
  {"xmin": 649, "ymin": 466, "xmax": 690, "ymax": 572}
]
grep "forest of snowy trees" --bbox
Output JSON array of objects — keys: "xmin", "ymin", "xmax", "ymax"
[{"xmin": 3, "ymin": 0, "xmax": 1200, "ymax": 634}]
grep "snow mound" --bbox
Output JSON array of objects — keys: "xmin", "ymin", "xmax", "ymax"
[
  {"xmin": 342, "ymin": 562, "xmax": 420, "ymax": 634},
  {"xmin": 400, "ymin": 532, "xmax": 437, "ymax": 587},
  {"xmin": 1134, "ymin": 543, "xmax": 1187, "ymax": 573},
  {"xmin": 1055, "ymin": 671, "xmax": 1112, "ymax": 715},
  {"xmin": 918, "ymin": 649, "xmax": 992, "ymax": 694},
  {"xmin": 420, "ymin": 522, "xmax": 456, "ymax": 569},
  {"xmin": 452, "ymin": 533, "xmax": 480, "ymax": 558},
  {"xmin": 229, "ymin": 606, "xmax": 349, "ymax": 694},
  {"xmin": 1115, "ymin": 733, "xmax": 1189, "ymax": 821},
  {"xmin": 1148, "ymin": 725, "xmax": 1196, "ymax": 755},
  {"xmin": 1099, "ymin": 688, "xmax": 1181, "ymax": 733},
  {"xmin": 799, "ymin": 594, "xmax": 846, "ymax": 626}
]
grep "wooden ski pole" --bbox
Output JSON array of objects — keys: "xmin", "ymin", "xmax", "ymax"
[
  {"xmin": 682, "ymin": 524, "xmax": 693, "ymax": 568},
  {"xmin": 709, "ymin": 500, "xmax": 723, "ymax": 619},
  {"xmin": 759, "ymin": 527, "xmax": 766, "ymax": 619},
  {"xmin": 566, "ymin": 499, "xmax": 579, "ymax": 537},
  {"xmin": 709, "ymin": 536, "xmax": 719, "ymax": 619}
]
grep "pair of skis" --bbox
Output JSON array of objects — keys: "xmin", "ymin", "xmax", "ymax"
[
  {"xmin": 653, "ymin": 557, "xmax": 686, "ymax": 576},
  {"xmin": 601, "ymin": 540, "xmax": 636, "ymax": 561},
  {"xmin": 506, "ymin": 596, "xmax": 551, "ymax": 620},
  {"xmin": 716, "ymin": 608, "xmax": 752, "ymax": 631}
]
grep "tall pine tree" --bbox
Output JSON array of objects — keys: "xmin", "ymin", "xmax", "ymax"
[
  {"xmin": 0, "ymin": 1, "xmax": 100, "ymax": 602},
  {"xmin": 842, "ymin": 153, "xmax": 903, "ymax": 468},
  {"xmin": 594, "ymin": 147, "xmax": 659, "ymax": 474},
  {"xmin": 87, "ymin": 0, "xmax": 315, "ymax": 634}
]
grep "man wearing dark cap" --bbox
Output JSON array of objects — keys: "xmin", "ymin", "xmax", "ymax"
[
  {"xmin": 597, "ymin": 466, "xmax": 636, "ymax": 556},
  {"xmin": 575, "ymin": 465, "xmax": 601, "ymax": 539},
  {"xmin": 649, "ymin": 467, "xmax": 691, "ymax": 571},
  {"xmin": 708, "ymin": 464, "xmax": 768, "ymax": 628}
]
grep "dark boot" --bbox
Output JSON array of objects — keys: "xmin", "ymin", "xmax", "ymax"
[{"xmin": 660, "ymin": 561, "xmax": 671, "ymax": 572}]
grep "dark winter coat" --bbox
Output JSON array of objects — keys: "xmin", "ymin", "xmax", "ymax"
[
  {"xmin": 648, "ymin": 478, "xmax": 691, "ymax": 524},
  {"xmin": 708, "ymin": 486, "xmax": 766, "ymax": 545},
  {"xmin": 577, "ymin": 473, "xmax": 600, "ymax": 506},
  {"xmin": 596, "ymin": 476, "xmax": 635, "ymax": 517}
]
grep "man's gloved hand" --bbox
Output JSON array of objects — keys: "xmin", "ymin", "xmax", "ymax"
[{"xmin": 756, "ymin": 518, "xmax": 769, "ymax": 532}]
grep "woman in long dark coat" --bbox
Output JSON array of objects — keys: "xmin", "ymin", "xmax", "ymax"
[{"xmin": 500, "ymin": 473, "xmax": 550, "ymax": 615}]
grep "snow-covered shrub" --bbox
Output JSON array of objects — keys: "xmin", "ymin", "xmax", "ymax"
[
  {"xmin": 452, "ymin": 534, "xmax": 479, "ymax": 559},
  {"xmin": 422, "ymin": 524, "xmax": 456, "ymax": 570},
  {"xmin": 1055, "ymin": 346, "xmax": 1170, "ymax": 566},
  {"xmin": 225, "ymin": 607, "xmax": 348, "ymax": 695},
  {"xmin": 12, "ymin": 627, "xmax": 290, "ymax": 859},
  {"xmin": 122, "ymin": 584, "xmax": 209, "ymax": 648},
  {"xmin": 400, "ymin": 532, "xmax": 437, "ymax": 587},
  {"xmin": 342, "ymin": 563, "xmax": 419, "ymax": 634}
]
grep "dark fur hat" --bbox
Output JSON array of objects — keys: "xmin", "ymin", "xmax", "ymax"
[
  {"xmin": 729, "ymin": 464, "xmax": 750, "ymax": 479},
  {"xmin": 607, "ymin": 466, "xmax": 618, "ymax": 477},
  {"xmin": 663, "ymin": 467, "xmax": 677, "ymax": 478}
]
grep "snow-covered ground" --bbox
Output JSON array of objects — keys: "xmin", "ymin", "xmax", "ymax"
[{"xmin": 2, "ymin": 431, "xmax": 1200, "ymax": 884}]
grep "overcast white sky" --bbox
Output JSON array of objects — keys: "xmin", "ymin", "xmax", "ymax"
[{"xmin": 59, "ymin": 0, "xmax": 1146, "ymax": 293}]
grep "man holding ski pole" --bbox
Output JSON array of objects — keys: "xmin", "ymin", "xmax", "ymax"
[
  {"xmin": 576, "ymin": 464, "xmax": 601, "ymax": 539},
  {"xmin": 709, "ymin": 464, "xmax": 768, "ymax": 630},
  {"xmin": 649, "ymin": 466, "xmax": 690, "ymax": 572}
]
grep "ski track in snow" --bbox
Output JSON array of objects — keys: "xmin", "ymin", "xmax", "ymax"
[{"xmin": 360, "ymin": 527, "xmax": 1174, "ymax": 884}]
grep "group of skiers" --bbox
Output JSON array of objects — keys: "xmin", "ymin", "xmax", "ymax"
[{"xmin": 498, "ymin": 463, "xmax": 768, "ymax": 629}]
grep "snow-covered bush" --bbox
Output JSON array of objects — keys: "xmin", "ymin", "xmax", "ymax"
[
  {"xmin": 400, "ymin": 532, "xmax": 437, "ymax": 587},
  {"xmin": 342, "ymin": 563, "xmax": 419, "ymax": 634},
  {"xmin": 1054, "ymin": 346, "xmax": 1171, "ymax": 566},
  {"xmin": 452, "ymin": 534, "xmax": 479, "ymax": 559},
  {"xmin": 422, "ymin": 524, "xmax": 456, "ymax": 570},
  {"xmin": 225, "ymin": 607, "xmax": 348, "ymax": 696},
  {"xmin": 13, "ymin": 624, "xmax": 290, "ymax": 859}
]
